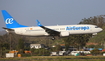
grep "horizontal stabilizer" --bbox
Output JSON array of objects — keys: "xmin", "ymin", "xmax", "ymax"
[{"xmin": 2, "ymin": 27, "xmax": 14, "ymax": 31}]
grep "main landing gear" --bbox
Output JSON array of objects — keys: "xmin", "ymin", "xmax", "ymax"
[
  {"xmin": 51, "ymin": 36, "xmax": 60, "ymax": 40},
  {"xmin": 51, "ymin": 37, "xmax": 55, "ymax": 40}
]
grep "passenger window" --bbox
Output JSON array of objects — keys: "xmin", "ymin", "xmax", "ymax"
[{"xmin": 60, "ymin": 28, "xmax": 65, "ymax": 30}]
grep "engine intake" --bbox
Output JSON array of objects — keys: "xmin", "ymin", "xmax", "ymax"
[{"xmin": 60, "ymin": 32, "xmax": 69, "ymax": 36}]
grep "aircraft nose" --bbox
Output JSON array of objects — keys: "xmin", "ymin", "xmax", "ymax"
[{"xmin": 99, "ymin": 28, "xmax": 103, "ymax": 32}]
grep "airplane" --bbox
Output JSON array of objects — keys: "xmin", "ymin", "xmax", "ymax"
[{"xmin": 1, "ymin": 10, "xmax": 103, "ymax": 40}]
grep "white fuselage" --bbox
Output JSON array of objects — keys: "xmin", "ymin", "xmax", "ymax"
[
  {"xmin": 2, "ymin": 10, "xmax": 103, "ymax": 37},
  {"xmin": 9, "ymin": 24, "xmax": 102, "ymax": 36}
]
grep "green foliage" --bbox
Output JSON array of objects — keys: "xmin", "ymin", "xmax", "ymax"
[
  {"xmin": 0, "ymin": 43, "xmax": 10, "ymax": 50},
  {"xmin": 0, "ymin": 42, "xmax": 10, "ymax": 57},
  {"xmin": 89, "ymin": 25, "xmax": 105, "ymax": 42},
  {"xmin": 17, "ymin": 38, "xmax": 24, "ymax": 49},
  {"xmin": 63, "ymin": 34, "xmax": 92, "ymax": 50},
  {"xmin": 91, "ymin": 49, "xmax": 100, "ymax": 55},
  {"xmin": 87, "ymin": 25, "xmax": 105, "ymax": 49},
  {"xmin": 1, "ymin": 56, "xmax": 105, "ymax": 61},
  {"xmin": 79, "ymin": 15, "xmax": 105, "ymax": 49},
  {"xmin": 31, "ymin": 48, "xmax": 50, "ymax": 56},
  {"xmin": 86, "ymin": 45, "xmax": 103, "ymax": 48},
  {"xmin": 22, "ymin": 53, "xmax": 31, "ymax": 57},
  {"xmin": 62, "ymin": 15, "xmax": 105, "ymax": 50},
  {"xmin": 100, "ymin": 51, "xmax": 105, "ymax": 55},
  {"xmin": 51, "ymin": 45, "xmax": 61, "ymax": 52},
  {"xmin": 17, "ymin": 38, "xmax": 25, "ymax": 54},
  {"xmin": 80, "ymin": 15, "xmax": 105, "ymax": 27}
]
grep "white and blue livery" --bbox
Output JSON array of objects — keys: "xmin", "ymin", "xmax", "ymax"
[{"xmin": 1, "ymin": 10, "xmax": 103, "ymax": 40}]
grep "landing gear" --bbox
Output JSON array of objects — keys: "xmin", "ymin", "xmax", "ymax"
[
  {"xmin": 51, "ymin": 36, "xmax": 60, "ymax": 40},
  {"xmin": 51, "ymin": 37, "xmax": 55, "ymax": 40},
  {"xmin": 51, "ymin": 36, "xmax": 55, "ymax": 40}
]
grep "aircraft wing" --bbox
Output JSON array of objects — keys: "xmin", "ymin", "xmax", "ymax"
[
  {"xmin": 36, "ymin": 20, "xmax": 60, "ymax": 36},
  {"xmin": 2, "ymin": 27, "xmax": 14, "ymax": 31}
]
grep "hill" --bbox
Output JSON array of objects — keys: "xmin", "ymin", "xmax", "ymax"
[
  {"xmin": 0, "ymin": 31, "xmax": 6, "ymax": 36},
  {"xmin": 87, "ymin": 25, "xmax": 105, "ymax": 48}
]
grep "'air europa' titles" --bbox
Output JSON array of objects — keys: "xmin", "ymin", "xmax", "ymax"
[{"xmin": 66, "ymin": 26, "xmax": 90, "ymax": 30}]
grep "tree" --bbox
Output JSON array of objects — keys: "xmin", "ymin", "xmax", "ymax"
[
  {"xmin": 31, "ymin": 48, "xmax": 50, "ymax": 56},
  {"xmin": 91, "ymin": 49, "xmax": 100, "ymax": 56},
  {"xmin": 17, "ymin": 38, "xmax": 25, "ymax": 53},
  {"xmin": 80, "ymin": 15, "xmax": 105, "ymax": 27},
  {"xmin": 63, "ymin": 34, "xmax": 92, "ymax": 50},
  {"xmin": 51, "ymin": 45, "xmax": 61, "ymax": 52},
  {"xmin": 0, "ymin": 35, "xmax": 10, "ymax": 57}
]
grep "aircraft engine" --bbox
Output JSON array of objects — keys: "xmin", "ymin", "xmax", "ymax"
[
  {"xmin": 92, "ymin": 33, "xmax": 97, "ymax": 35},
  {"xmin": 14, "ymin": 29, "xmax": 25, "ymax": 35},
  {"xmin": 14, "ymin": 30, "xmax": 22, "ymax": 34},
  {"xmin": 60, "ymin": 32, "xmax": 69, "ymax": 36}
]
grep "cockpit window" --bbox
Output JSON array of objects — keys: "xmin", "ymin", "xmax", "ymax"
[{"xmin": 95, "ymin": 26, "xmax": 99, "ymax": 28}]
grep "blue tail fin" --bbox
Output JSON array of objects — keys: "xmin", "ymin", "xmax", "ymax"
[{"xmin": 1, "ymin": 10, "xmax": 28, "ymax": 28}]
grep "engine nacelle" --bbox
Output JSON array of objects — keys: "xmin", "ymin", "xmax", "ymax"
[
  {"xmin": 14, "ymin": 29, "xmax": 26, "ymax": 35},
  {"xmin": 14, "ymin": 30, "xmax": 22, "ymax": 34},
  {"xmin": 92, "ymin": 33, "xmax": 97, "ymax": 35},
  {"xmin": 60, "ymin": 32, "xmax": 69, "ymax": 36},
  {"xmin": 44, "ymin": 33, "xmax": 49, "ymax": 36}
]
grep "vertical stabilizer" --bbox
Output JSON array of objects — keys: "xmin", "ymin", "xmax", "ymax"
[{"xmin": 1, "ymin": 10, "xmax": 28, "ymax": 28}]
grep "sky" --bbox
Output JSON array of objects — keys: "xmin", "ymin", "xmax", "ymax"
[{"xmin": 0, "ymin": 0, "xmax": 105, "ymax": 31}]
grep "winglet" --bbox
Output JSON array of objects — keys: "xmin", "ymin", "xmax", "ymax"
[{"xmin": 36, "ymin": 20, "xmax": 42, "ymax": 26}]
